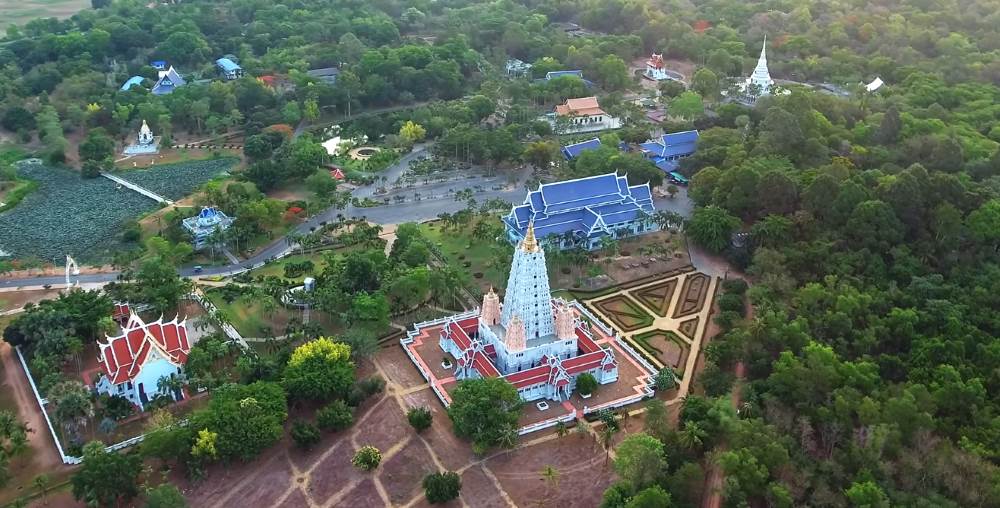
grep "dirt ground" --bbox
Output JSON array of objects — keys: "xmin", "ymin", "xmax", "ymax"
[
  {"xmin": 165, "ymin": 343, "xmax": 620, "ymax": 508},
  {"xmin": 0, "ymin": 288, "xmax": 63, "ymax": 312},
  {"xmin": 0, "ymin": 341, "xmax": 73, "ymax": 506}
]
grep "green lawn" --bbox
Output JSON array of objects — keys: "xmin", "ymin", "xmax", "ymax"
[
  {"xmin": 419, "ymin": 220, "xmax": 509, "ymax": 291},
  {"xmin": 0, "ymin": 0, "xmax": 89, "ymax": 28},
  {"xmin": 249, "ymin": 252, "xmax": 330, "ymax": 281}
]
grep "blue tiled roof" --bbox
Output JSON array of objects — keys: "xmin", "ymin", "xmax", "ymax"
[
  {"xmin": 216, "ymin": 58, "xmax": 242, "ymax": 72},
  {"xmin": 151, "ymin": 67, "xmax": 185, "ymax": 95},
  {"xmin": 151, "ymin": 60, "xmax": 166, "ymax": 70},
  {"xmin": 561, "ymin": 138, "xmax": 602, "ymax": 159},
  {"xmin": 546, "ymin": 70, "xmax": 583, "ymax": 80},
  {"xmin": 539, "ymin": 173, "xmax": 620, "ymax": 206},
  {"xmin": 505, "ymin": 172, "xmax": 657, "ymax": 242},
  {"xmin": 120, "ymin": 76, "xmax": 144, "ymax": 91},
  {"xmin": 654, "ymin": 158, "xmax": 678, "ymax": 172},
  {"xmin": 663, "ymin": 130, "xmax": 699, "ymax": 145}
]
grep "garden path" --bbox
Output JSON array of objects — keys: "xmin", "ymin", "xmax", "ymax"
[{"xmin": 584, "ymin": 272, "xmax": 719, "ymax": 405}]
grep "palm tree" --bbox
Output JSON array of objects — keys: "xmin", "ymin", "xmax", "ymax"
[
  {"xmin": 678, "ymin": 422, "xmax": 707, "ymax": 452},
  {"xmin": 600, "ymin": 425, "xmax": 618, "ymax": 467},
  {"xmin": 555, "ymin": 421, "xmax": 568, "ymax": 438},
  {"xmin": 540, "ymin": 465, "xmax": 560, "ymax": 503},
  {"xmin": 33, "ymin": 474, "xmax": 50, "ymax": 506}
]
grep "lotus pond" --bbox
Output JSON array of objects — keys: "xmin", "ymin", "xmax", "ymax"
[
  {"xmin": 0, "ymin": 158, "xmax": 238, "ymax": 262},
  {"xmin": 0, "ymin": 162, "xmax": 154, "ymax": 262},
  {"xmin": 115, "ymin": 157, "xmax": 236, "ymax": 200}
]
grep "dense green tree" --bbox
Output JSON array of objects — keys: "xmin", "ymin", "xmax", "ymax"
[
  {"xmin": 423, "ymin": 471, "xmax": 461, "ymax": 504},
  {"xmin": 613, "ymin": 433, "xmax": 667, "ymax": 492},
  {"xmin": 145, "ymin": 483, "xmax": 188, "ymax": 508},
  {"xmin": 190, "ymin": 382, "xmax": 287, "ymax": 462},
  {"xmin": 687, "ymin": 206, "xmax": 740, "ymax": 253},
  {"xmin": 283, "ymin": 338, "xmax": 355, "ymax": 401},
  {"xmin": 448, "ymin": 378, "xmax": 521, "ymax": 451},
  {"xmin": 72, "ymin": 441, "xmax": 142, "ymax": 507}
]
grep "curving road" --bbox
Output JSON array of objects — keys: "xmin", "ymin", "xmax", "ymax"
[
  {"xmin": 0, "ymin": 145, "xmax": 531, "ymax": 288},
  {"xmin": 0, "ymin": 151, "xmax": 694, "ymax": 290}
]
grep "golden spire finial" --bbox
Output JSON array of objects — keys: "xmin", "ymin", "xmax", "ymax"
[{"xmin": 522, "ymin": 221, "xmax": 538, "ymax": 252}]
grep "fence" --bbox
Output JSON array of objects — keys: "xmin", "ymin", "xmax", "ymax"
[
  {"xmin": 518, "ymin": 409, "xmax": 577, "ymax": 435},
  {"xmin": 189, "ymin": 292, "xmax": 248, "ymax": 349},
  {"xmin": 14, "ymin": 346, "xmax": 153, "ymax": 465}
]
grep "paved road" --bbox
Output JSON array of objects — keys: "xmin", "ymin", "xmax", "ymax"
[{"xmin": 0, "ymin": 162, "xmax": 694, "ymax": 288}]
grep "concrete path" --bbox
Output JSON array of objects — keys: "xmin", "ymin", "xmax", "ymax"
[{"xmin": 100, "ymin": 172, "xmax": 174, "ymax": 204}]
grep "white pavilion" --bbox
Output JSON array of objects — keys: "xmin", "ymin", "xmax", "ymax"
[{"xmin": 123, "ymin": 119, "xmax": 160, "ymax": 155}]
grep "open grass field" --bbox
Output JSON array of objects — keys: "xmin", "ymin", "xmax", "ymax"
[{"xmin": 0, "ymin": 0, "xmax": 89, "ymax": 28}]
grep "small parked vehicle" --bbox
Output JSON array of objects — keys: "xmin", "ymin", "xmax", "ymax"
[{"xmin": 193, "ymin": 266, "xmax": 203, "ymax": 273}]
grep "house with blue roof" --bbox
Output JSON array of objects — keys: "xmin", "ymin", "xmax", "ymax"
[
  {"xmin": 546, "ymin": 70, "xmax": 583, "ymax": 81},
  {"xmin": 503, "ymin": 173, "xmax": 658, "ymax": 251},
  {"xmin": 215, "ymin": 58, "xmax": 244, "ymax": 80},
  {"xmin": 639, "ymin": 130, "xmax": 699, "ymax": 172},
  {"xmin": 120, "ymin": 76, "xmax": 145, "ymax": 91},
  {"xmin": 561, "ymin": 138, "xmax": 602, "ymax": 159},
  {"xmin": 151, "ymin": 66, "xmax": 186, "ymax": 95}
]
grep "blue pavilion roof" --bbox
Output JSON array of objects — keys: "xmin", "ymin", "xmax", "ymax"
[
  {"xmin": 120, "ymin": 76, "xmax": 145, "ymax": 91},
  {"xmin": 561, "ymin": 138, "xmax": 602, "ymax": 159},
  {"xmin": 640, "ymin": 130, "xmax": 699, "ymax": 159},
  {"xmin": 504, "ymin": 172, "xmax": 656, "ymax": 241},
  {"xmin": 216, "ymin": 58, "xmax": 242, "ymax": 72}
]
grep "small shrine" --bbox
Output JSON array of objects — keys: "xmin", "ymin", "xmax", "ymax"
[{"xmin": 123, "ymin": 119, "xmax": 160, "ymax": 155}]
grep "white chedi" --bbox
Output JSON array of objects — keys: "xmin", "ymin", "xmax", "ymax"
[{"xmin": 138, "ymin": 119, "xmax": 154, "ymax": 145}]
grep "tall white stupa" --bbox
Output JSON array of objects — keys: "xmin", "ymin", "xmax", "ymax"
[
  {"xmin": 499, "ymin": 223, "xmax": 555, "ymax": 341},
  {"xmin": 743, "ymin": 35, "xmax": 774, "ymax": 97}
]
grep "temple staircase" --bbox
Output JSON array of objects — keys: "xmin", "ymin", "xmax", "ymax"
[{"xmin": 100, "ymin": 172, "xmax": 174, "ymax": 205}]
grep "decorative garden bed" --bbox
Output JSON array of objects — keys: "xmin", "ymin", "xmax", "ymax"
[
  {"xmin": 592, "ymin": 295, "xmax": 655, "ymax": 332},
  {"xmin": 632, "ymin": 329, "xmax": 690, "ymax": 376}
]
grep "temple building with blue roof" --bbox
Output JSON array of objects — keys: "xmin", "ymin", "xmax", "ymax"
[
  {"xmin": 639, "ymin": 130, "xmax": 699, "ymax": 172},
  {"xmin": 151, "ymin": 66, "xmax": 185, "ymax": 95},
  {"xmin": 561, "ymin": 138, "xmax": 602, "ymax": 159},
  {"xmin": 215, "ymin": 57, "xmax": 244, "ymax": 80},
  {"xmin": 503, "ymin": 173, "xmax": 658, "ymax": 251},
  {"xmin": 182, "ymin": 207, "xmax": 233, "ymax": 249}
]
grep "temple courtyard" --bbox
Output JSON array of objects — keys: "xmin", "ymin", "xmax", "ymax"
[{"xmin": 177, "ymin": 351, "xmax": 619, "ymax": 508}]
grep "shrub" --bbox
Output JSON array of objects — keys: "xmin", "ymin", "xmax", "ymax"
[
  {"xmin": 576, "ymin": 372, "xmax": 598, "ymax": 396},
  {"xmin": 316, "ymin": 400, "xmax": 354, "ymax": 431},
  {"xmin": 423, "ymin": 471, "xmax": 462, "ymax": 504},
  {"xmin": 721, "ymin": 279, "xmax": 748, "ymax": 295},
  {"xmin": 352, "ymin": 445, "xmax": 381, "ymax": 471},
  {"xmin": 291, "ymin": 421, "xmax": 321, "ymax": 450},
  {"xmin": 347, "ymin": 376, "xmax": 385, "ymax": 406},
  {"xmin": 653, "ymin": 368, "xmax": 677, "ymax": 391},
  {"xmin": 717, "ymin": 293, "xmax": 744, "ymax": 314},
  {"xmin": 407, "ymin": 407, "xmax": 433, "ymax": 432}
]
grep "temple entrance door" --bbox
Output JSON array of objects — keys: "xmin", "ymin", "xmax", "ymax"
[{"xmin": 138, "ymin": 383, "xmax": 148, "ymax": 405}]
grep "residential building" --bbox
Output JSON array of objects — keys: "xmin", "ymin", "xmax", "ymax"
[
  {"xmin": 306, "ymin": 67, "xmax": 340, "ymax": 85},
  {"xmin": 503, "ymin": 173, "xmax": 657, "ymax": 251},
  {"xmin": 437, "ymin": 224, "xmax": 619, "ymax": 402},
  {"xmin": 561, "ymin": 138, "xmax": 602, "ymax": 160},
  {"xmin": 181, "ymin": 207, "xmax": 233, "ymax": 249},
  {"xmin": 505, "ymin": 58, "xmax": 532, "ymax": 78},
  {"xmin": 551, "ymin": 96, "xmax": 621, "ymax": 133},
  {"xmin": 639, "ymin": 130, "xmax": 699, "ymax": 172},
  {"xmin": 151, "ymin": 66, "xmax": 185, "ymax": 95},
  {"xmin": 94, "ymin": 313, "xmax": 191, "ymax": 410},
  {"xmin": 215, "ymin": 57, "xmax": 244, "ymax": 80}
]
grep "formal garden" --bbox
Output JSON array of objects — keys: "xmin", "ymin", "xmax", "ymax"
[
  {"xmin": 632, "ymin": 329, "xmax": 690, "ymax": 378},
  {"xmin": 592, "ymin": 295, "xmax": 656, "ymax": 332}
]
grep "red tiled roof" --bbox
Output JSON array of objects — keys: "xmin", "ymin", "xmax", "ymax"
[
  {"xmin": 576, "ymin": 328, "xmax": 600, "ymax": 353},
  {"xmin": 562, "ymin": 351, "xmax": 607, "ymax": 375},
  {"xmin": 99, "ymin": 315, "xmax": 190, "ymax": 385},
  {"xmin": 112, "ymin": 303, "xmax": 130, "ymax": 320},
  {"xmin": 447, "ymin": 321, "xmax": 472, "ymax": 350},
  {"xmin": 472, "ymin": 351, "xmax": 500, "ymax": 377},
  {"xmin": 505, "ymin": 365, "xmax": 553, "ymax": 388}
]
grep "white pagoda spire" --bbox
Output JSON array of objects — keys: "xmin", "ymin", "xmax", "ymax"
[
  {"xmin": 500, "ymin": 222, "xmax": 555, "ymax": 341},
  {"xmin": 745, "ymin": 35, "xmax": 774, "ymax": 94}
]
